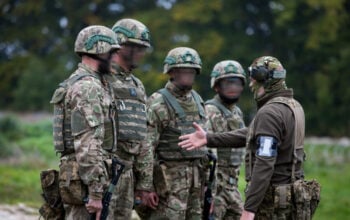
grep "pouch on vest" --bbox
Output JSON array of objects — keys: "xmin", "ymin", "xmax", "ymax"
[
  {"xmin": 153, "ymin": 162, "xmax": 169, "ymax": 198},
  {"xmin": 71, "ymin": 109, "xmax": 90, "ymax": 137},
  {"xmin": 58, "ymin": 159, "xmax": 87, "ymax": 205},
  {"xmin": 293, "ymin": 179, "xmax": 321, "ymax": 219},
  {"xmin": 39, "ymin": 169, "xmax": 65, "ymax": 220},
  {"xmin": 51, "ymin": 87, "xmax": 67, "ymax": 153},
  {"xmin": 273, "ymin": 184, "xmax": 292, "ymax": 209}
]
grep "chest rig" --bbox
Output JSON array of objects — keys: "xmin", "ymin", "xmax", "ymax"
[
  {"xmin": 205, "ymin": 98, "xmax": 245, "ymax": 167},
  {"xmin": 50, "ymin": 71, "xmax": 117, "ymax": 155},
  {"xmin": 245, "ymin": 97, "xmax": 305, "ymax": 181},
  {"xmin": 107, "ymin": 74, "xmax": 147, "ymax": 143},
  {"xmin": 156, "ymin": 88, "xmax": 207, "ymax": 160}
]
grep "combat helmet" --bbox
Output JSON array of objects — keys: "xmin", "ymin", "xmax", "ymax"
[
  {"xmin": 163, "ymin": 47, "xmax": 202, "ymax": 74},
  {"xmin": 248, "ymin": 56, "xmax": 286, "ymax": 83},
  {"xmin": 112, "ymin": 18, "xmax": 151, "ymax": 48},
  {"xmin": 210, "ymin": 60, "xmax": 246, "ymax": 88},
  {"xmin": 74, "ymin": 25, "xmax": 120, "ymax": 56}
]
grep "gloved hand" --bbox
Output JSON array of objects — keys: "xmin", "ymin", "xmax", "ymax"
[{"xmin": 135, "ymin": 190, "xmax": 159, "ymax": 209}]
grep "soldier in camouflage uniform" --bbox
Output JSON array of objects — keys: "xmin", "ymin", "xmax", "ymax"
[
  {"xmin": 102, "ymin": 18, "xmax": 158, "ymax": 219},
  {"xmin": 50, "ymin": 25, "xmax": 120, "ymax": 220},
  {"xmin": 146, "ymin": 47, "xmax": 208, "ymax": 220},
  {"xmin": 179, "ymin": 56, "xmax": 309, "ymax": 220},
  {"xmin": 205, "ymin": 60, "xmax": 246, "ymax": 219}
]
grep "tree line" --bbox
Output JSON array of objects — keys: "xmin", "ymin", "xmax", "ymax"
[{"xmin": 0, "ymin": 0, "xmax": 349, "ymax": 136}]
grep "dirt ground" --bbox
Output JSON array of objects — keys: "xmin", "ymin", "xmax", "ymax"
[
  {"xmin": 0, "ymin": 204, "xmax": 38, "ymax": 220},
  {"xmin": 0, "ymin": 204, "xmax": 141, "ymax": 220}
]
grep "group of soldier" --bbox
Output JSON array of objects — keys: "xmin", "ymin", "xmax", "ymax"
[{"xmin": 47, "ymin": 17, "xmax": 315, "ymax": 220}]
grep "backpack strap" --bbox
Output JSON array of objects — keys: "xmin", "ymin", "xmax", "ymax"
[
  {"xmin": 158, "ymin": 88, "xmax": 205, "ymax": 122},
  {"xmin": 205, "ymin": 98, "xmax": 232, "ymax": 118},
  {"xmin": 59, "ymin": 72, "xmax": 99, "ymax": 89},
  {"xmin": 158, "ymin": 88, "xmax": 186, "ymax": 121},
  {"xmin": 266, "ymin": 97, "xmax": 305, "ymax": 182},
  {"xmin": 191, "ymin": 90, "xmax": 206, "ymax": 119}
]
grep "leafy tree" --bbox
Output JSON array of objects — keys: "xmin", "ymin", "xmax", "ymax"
[{"xmin": 0, "ymin": 0, "xmax": 349, "ymax": 136}]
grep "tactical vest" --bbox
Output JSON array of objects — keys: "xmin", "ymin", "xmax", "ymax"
[
  {"xmin": 108, "ymin": 74, "xmax": 147, "ymax": 143},
  {"xmin": 205, "ymin": 99, "xmax": 245, "ymax": 167},
  {"xmin": 245, "ymin": 97, "xmax": 305, "ymax": 182},
  {"xmin": 50, "ymin": 71, "xmax": 117, "ymax": 155},
  {"xmin": 156, "ymin": 88, "xmax": 207, "ymax": 160}
]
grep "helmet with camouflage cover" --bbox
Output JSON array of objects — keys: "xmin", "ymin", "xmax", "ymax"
[
  {"xmin": 210, "ymin": 60, "xmax": 246, "ymax": 88},
  {"xmin": 112, "ymin": 18, "xmax": 151, "ymax": 48},
  {"xmin": 74, "ymin": 25, "xmax": 120, "ymax": 56},
  {"xmin": 163, "ymin": 47, "xmax": 202, "ymax": 74},
  {"xmin": 248, "ymin": 56, "xmax": 286, "ymax": 83}
]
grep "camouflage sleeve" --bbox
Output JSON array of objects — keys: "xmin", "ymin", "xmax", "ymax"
[
  {"xmin": 68, "ymin": 77, "xmax": 107, "ymax": 200},
  {"xmin": 134, "ymin": 139, "xmax": 154, "ymax": 191},
  {"xmin": 132, "ymin": 78, "xmax": 154, "ymax": 191},
  {"xmin": 146, "ymin": 93, "xmax": 166, "ymax": 155}
]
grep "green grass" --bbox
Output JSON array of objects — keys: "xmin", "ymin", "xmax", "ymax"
[
  {"xmin": 0, "ymin": 116, "xmax": 349, "ymax": 219},
  {"xmin": 303, "ymin": 144, "xmax": 350, "ymax": 219},
  {"xmin": 0, "ymin": 165, "xmax": 43, "ymax": 207},
  {"xmin": 0, "ymin": 117, "xmax": 59, "ymax": 207}
]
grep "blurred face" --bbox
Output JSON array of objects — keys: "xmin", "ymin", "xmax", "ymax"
[
  {"xmin": 249, "ymin": 77, "xmax": 265, "ymax": 99},
  {"xmin": 169, "ymin": 68, "xmax": 197, "ymax": 90},
  {"xmin": 113, "ymin": 42, "xmax": 147, "ymax": 70},
  {"xmin": 215, "ymin": 77, "xmax": 244, "ymax": 99}
]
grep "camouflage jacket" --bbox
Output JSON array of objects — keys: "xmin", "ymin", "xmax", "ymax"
[
  {"xmin": 205, "ymin": 95, "xmax": 245, "ymax": 185},
  {"xmin": 205, "ymin": 95, "xmax": 245, "ymax": 134},
  {"xmin": 105, "ymin": 63, "xmax": 153, "ymax": 191},
  {"xmin": 147, "ymin": 81, "xmax": 207, "ymax": 160},
  {"xmin": 63, "ymin": 63, "xmax": 111, "ymax": 200}
]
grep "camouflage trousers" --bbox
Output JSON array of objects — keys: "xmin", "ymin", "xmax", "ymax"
[
  {"xmin": 213, "ymin": 166, "xmax": 243, "ymax": 220},
  {"xmin": 213, "ymin": 185, "xmax": 243, "ymax": 220},
  {"xmin": 63, "ymin": 161, "xmax": 134, "ymax": 220},
  {"xmin": 63, "ymin": 204, "xmax": 90, "ymax": 220},
  {"xmin": 148, "ymin": 160, "xmax": 205, "ymax": 220},
  {"xmin": 254, "ymin": 184, "xmax": 293, "ymax": 220},
  {"xmin": 106, "ymin": 164, "xmax": 134, "ymax": 220}
]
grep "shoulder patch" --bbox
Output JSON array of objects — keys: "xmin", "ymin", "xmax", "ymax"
[{"xmin": 256, "ymin": 136, "xmax": 277, "ymax": 157}]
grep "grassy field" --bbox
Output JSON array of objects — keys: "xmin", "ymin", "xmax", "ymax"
[{"xmin": 0, "ymin": 115, "xmax": 349, "ymax": 219}]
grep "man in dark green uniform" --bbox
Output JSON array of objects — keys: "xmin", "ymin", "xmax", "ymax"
[{"xmin": 179, "ymin": 56, "xmax": 317, "ymax": 220}]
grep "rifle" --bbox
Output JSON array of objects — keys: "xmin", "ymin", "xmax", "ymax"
[
  {"xmin": 85, "ymin": 157, "xmax": 125, "ymax": 220},
  {"xmin": 203, "ymin": 150, "xmax": 217, "ymax": 220}
]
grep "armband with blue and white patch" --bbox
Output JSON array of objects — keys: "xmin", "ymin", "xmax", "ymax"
[{"xmin": 256, "ymin": 136, "xmax": 277, "ymax": 157}]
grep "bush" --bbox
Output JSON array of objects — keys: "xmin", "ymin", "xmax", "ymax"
[{"xmin": 0, "ymin": 115, "xmax": 21, "ymax": 140}]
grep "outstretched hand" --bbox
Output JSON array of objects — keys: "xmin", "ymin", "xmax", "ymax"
[{"xmin": 178, "ymin": 122, "xmax": 207, "ymax": 150}]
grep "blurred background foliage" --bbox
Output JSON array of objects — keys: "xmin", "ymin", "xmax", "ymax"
[{"xmin": 0, "ymin": 0, "xmax": 349, "ymax": 136}]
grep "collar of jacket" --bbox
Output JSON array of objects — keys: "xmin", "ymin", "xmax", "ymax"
[
  {"xmin": 256, "ymin": 88, "xmax": 294, "ymax": 109},
  {"xmin": 110, "ymin": 61, "xmax": 132, "ymax": 76},
  {"xmin": 214, "ymin": 94, "xmax": 236, "ymax": 110},
  {"xmin": 165, "ymin": 81, "xmax": 193, "ymax": 101}
]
